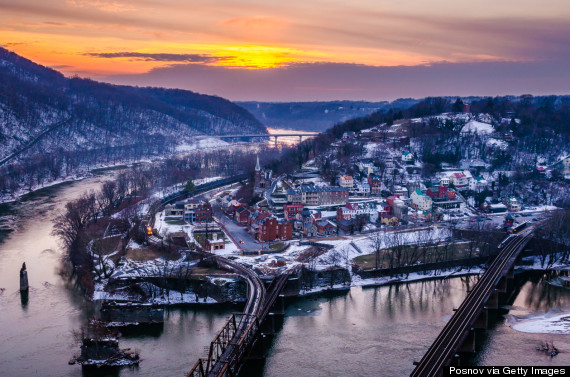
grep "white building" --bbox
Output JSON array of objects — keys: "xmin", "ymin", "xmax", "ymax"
[
  {"xmin": 338, "ymin": 176, "xmax": 354, "ymax": 188},
  {"xmin": 402, "ymin": 151, "xmax": 414, "ymax": 162},
  {"xmin": 350, "ymin": 183, "xmax": 370, "ymax": 196},
  {"xmin": 469, "ymin": 176, "xmax": 488, "ymax": 192},
  {"xmin": 504, "ymin": 197, "xmax": 521, "ymax": 212},
  {"xmin": 337, "ymin": 202, "xmax": 379, "ymax": 223},
  {"xmin": 357, "ymin": 161, "xmax": 374, "ymax": 175},
  {"xmin": 447, "ymin": 171, "xmax": 472, "ymax": 188},
  {"xmin": 410, "ymin": 190, "xmax": 433, "ymax": 211}
]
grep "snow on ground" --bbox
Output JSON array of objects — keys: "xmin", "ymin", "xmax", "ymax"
[
  {"xmin": 154, "ymin": 212, "xmax": 190, "ymax": 237},
  {"xmin": 320, "ymin": 211, "xmax": 337, "ymax": 218},
  {"xmin": 194, "ymin": 176, "xmax": 223, "ymax": 185},
  {"xmin": 111, "ymin": 198, "xmax": 150, "ymax": 219},
  {"xmin": 313, "ymin": 226, "xmax": 452, "ymax": 268},
  {"xmin": 461, "ymin": 120, "xmax": 494, "ymax": 135},
  {"xmin": 175, "ymin": 137, "xmax": 229, "ymax": 152},
  {"xmin": 126, "ymin": 239, "xmax": 143, "ymax": 249},
  {"xmin": 93, "ymin": 283, "xmax": 220, "ymax": 305},
  {"xmin": 227, "ymin": 226, "xmax": 452, "ymax": 273},
  {"xmin": 486, "ymin": 138, "xmax": 509, "ymax": 150},
  {"xmin": 364, "ymin": 142, "xmax": 384, "ymax": 158},
  {"xmin": 352, "ymin": 266, "xmax": 483, "ymax": 288},
  {"xmin": 295, "ymin": 177, "xmax": 326, "ymax": 185},
  {"xmin": 518, "ymin": 205, "xmax": 558, "ymax": 213},
  {"xmin": 154, "ymin": 211, "xmax": 240, "ymax": 256},
  {"xmin": 511, "ymin": 311, "xmax": 570, "ymax": 334},
  {"xmin": 0, "ymin": 175, "xmax": 85, "ymax": 204}
]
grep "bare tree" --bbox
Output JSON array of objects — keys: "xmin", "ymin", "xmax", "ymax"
[{"xmin": 369, "ymin": 230, "xmax": 385, "ymax": 269}]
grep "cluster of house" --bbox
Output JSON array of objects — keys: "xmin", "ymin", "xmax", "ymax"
[
  {"xmin": 225, "ymin": 201, "xmax": 341, "ymax": 240},
  {"xmin": 336, "ymin": 200, "xmax": 401, "ymax": 229},
  {"xmin": 164, "ymin": 198, "xmax": 213, "ymax": 223},
  {"xmin": 286, "ymin": 185, "xmax": 349, "ymax": 206},
  {"xmin": 228, "ymin": 204, "xmax": 294, "ymax": 242},
  {"xmin": 480, "ymin": 197, "xmax": 521, "ymax": 213}
]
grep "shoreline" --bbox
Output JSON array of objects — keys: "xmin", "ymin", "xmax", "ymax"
[{"xmin": 93, "ymin": 258, "xmax": 570, "ymax": 307}]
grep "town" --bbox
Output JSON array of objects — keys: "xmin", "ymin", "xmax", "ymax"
[{"xmin": 147, "ymin": 113, "xmax": 567, "ymax": 271}]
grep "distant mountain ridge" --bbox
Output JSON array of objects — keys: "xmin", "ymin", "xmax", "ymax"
[
  {"xmin": 237, "ymin": 99, "xmax": 420, "ymax": 132},
  {"xmin": 0, "ymin": 47, "xmax": 266, "ymax": 164}
]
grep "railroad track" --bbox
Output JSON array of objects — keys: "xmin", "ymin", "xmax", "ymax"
[{"xmin": 411, "ymin": 227, "xmax": 535, "ymax": 377}]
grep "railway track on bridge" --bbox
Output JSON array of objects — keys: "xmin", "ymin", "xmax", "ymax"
[
  {"xmin": 143, "ymin": 174, "xmax": 289, "ymax": 377},
  {"xmin": 411, "ymin": 227, "xmax": 536, "ymax": 377},
  {"xmin": 187, "ymin": 255, "xmax": 288, "ymax": 377}
]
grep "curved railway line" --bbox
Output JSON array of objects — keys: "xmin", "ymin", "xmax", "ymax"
[{"xmin": 142, "ymin": 174, "xmax": 287, "ymax": 377}]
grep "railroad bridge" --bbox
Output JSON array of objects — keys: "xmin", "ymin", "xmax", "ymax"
[
  {"xmin": 187, "ymin": 261, "xmax": 290, "ymax": 377},
  {"xmin": 411, "ymin": 226, "xmax": 537, "ymax": 377}
]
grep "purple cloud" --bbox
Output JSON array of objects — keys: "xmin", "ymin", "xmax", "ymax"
[
  {"xmin": 85, "ymin": 51, "xmax": 234, "ymax": 63},
  {"xmin": 102, "ymin": 59, "xmax": 570, "ymax": 101}
]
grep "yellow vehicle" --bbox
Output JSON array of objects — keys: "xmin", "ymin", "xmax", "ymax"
[{"xmin": 146, "ymin": 226, "xmax": 153, "ymax": 235}]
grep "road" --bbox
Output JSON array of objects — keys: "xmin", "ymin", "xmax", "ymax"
[
  {"xmin": 410, "ymin": 226, "xmax": 535, "ymax": 377},
  {"xmin": 0, "ymin": 118, "xmax": 70, "ymax": 167},
  {"xmin": 213, "ymin": 203, "xmax": 259, "ymax": 252}
]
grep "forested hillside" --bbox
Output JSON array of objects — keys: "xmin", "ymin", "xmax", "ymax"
[
  {"xmin": 0, "ymin": 47, "xmax": 265, "ymax": 196},
  {"xmin": 237, "ymin": 99, "xmax": 418, "ymax": 131}
]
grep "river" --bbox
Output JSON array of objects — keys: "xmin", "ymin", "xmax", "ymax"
[{"xmin": 0, "ymin": 176, "xmax": 569, "ymax": 376}]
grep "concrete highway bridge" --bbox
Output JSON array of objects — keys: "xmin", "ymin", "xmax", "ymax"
[
  {"xmin": 411, "ymin": 225, "xmax": 537, "ymax": 377},
  {"xmin": 217, "ymin": 133, "xmax": 318, "ymax": 146}
]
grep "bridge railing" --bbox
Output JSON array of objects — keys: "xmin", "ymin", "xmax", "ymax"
[{"xmin": 186, "ymin": 313, "xmax": 260, "ymax": 377}]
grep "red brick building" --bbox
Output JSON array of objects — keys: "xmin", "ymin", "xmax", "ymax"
[
  {"xmin": 184, "ymin": 202, "xmax": 213, "ymax": 223},
  {"xmin": 426, "ymin": 186, "xmax": 456, "ymax": 201},
  {"xmin": 386, "ymin": 195, "xmax": 400, "ymax": 208},
  {"xmin": 316, "ymin": 220, "xmax": 335, "ymax": 235},
  {"xmin": 234, "ymin": 206, "xmax": 250, "ymax": 225},
  {"xmin": 378, "ymin": 202, "xmax": 392, "ymax": 216},
  {"xmin": 367, "ymin": 174, "xmax": 382, "ymax": 194},
  {"xmin": 252, "ymin": 217, "xmax": 293, "ymax": 241},
  {"xmin": 248, "ymin": 209, "xmax": 272, "ymax": 226},
  {"xmin": 277, "ymin": 219, "xmax": 293, "ymax": 240},
  {"xmin": 284, "ymin": 204, "xmax": 304, "ymax": 220}
]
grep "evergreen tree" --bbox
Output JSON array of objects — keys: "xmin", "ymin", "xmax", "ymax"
[
  {"xmin": 184, "ymin": 179, "xmax": 195, "ymax": 194},
  {"xmin": 452, "ymin": 98, "xmax": 464, "ymax": 113}
]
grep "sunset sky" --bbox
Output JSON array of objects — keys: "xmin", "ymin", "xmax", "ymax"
[{"xmin": 1, "ymin": 0, "xmax": 569, "ymax": 101}]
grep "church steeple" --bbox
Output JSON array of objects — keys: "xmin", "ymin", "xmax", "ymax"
[{"xmin": 255, "ymin": 155, "xmax": 260, "ymax": 171}]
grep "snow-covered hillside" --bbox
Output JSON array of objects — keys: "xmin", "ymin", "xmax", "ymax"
[{"xmin": 0, "ymin": 47, "xmax": 266, "ymax": 164}]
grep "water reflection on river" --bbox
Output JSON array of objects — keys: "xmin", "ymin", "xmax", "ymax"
[
  {"xmin": 258, "ymin": 271, "xmax": 570, "ymax": 377},
  {"xmin": 258, "ymin": 277, "xmax": 474, "ymax": 377},
  {"xmin": 0, "ymin": 176, "xmax": 234, "ymax": 377},
  {"xmin": 1, "ymin": 175, "xmax": 569, "ymax": 376}
]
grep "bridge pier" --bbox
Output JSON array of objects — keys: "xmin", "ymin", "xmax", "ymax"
[
  {"xmin": 458, "ymin": 328, "xmax": 476, "ymax": 353},
  {"xmin": 496, "ymin": 276, "xmax": 507, "ymax": 293},
  {"xmin": 261, "ymin": 313, "xmax": 276, "ymax": 336},
  {"xmin": 274, "ymin": 136, "xmax": 278, "ymax": 148},
  {"xmin": 474, "ymin": 308, "xmax": 489, "ymax": 330},
  {"xmin": 487, "ymin": 291, "xmax": 499, "ymax": 309},
  {"xmin": 272, "ymin": 295, "xmax": 285, "ymax": 316}
]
